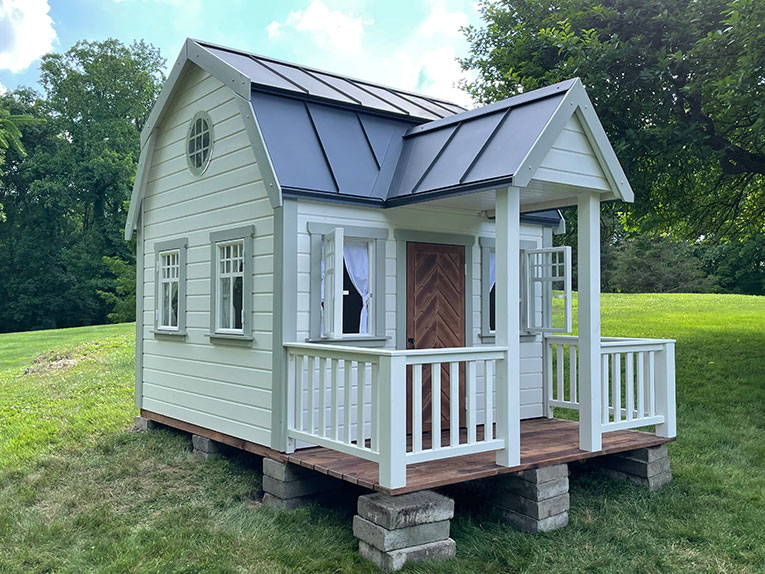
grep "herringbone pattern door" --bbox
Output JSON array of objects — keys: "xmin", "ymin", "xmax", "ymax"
[{"xmin": 406, "ymin": 242, "xmax": 466, "ymax": 432}]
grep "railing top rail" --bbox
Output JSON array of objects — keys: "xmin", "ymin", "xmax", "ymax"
[
  {"xmin": 284, "ymin": 342, "xmax": 508, "ymax": 358},
  {"xmin": 543, "ymin": 335, "xmax": 675, "ymax": 345}
]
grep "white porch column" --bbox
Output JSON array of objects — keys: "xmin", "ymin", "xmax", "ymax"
[
  {"xmin": 495, "ymin": 186, "xmax": 521, "ymax": 467},
  {"xmin": 577, "ymin": 192, "xmax": 602, "ymax": 452}
]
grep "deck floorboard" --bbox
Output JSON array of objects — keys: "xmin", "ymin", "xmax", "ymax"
[{"xmin": 142, "ymin": 410, "xmax": 673, "ymax": 495}]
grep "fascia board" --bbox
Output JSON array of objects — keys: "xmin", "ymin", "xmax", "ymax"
[{"xmin": 124, "ymin": 132, "xmax": 155, "ymax": 240}]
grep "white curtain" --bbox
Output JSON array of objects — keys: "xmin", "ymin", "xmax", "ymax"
[
  {"xmin": 343, "ymin": 240, "xmax": 370, "ymax": 333},
  {"xmin": 489, "ymin": 249, "xmax": 496, "ymax": 291}
]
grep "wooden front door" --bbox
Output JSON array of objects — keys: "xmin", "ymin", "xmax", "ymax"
[{"xmin": 406, "ymin": 242, "xmax": 466, "ymax": 432}]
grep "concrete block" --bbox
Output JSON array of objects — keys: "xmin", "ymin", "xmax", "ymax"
[
  {"xmin": 262, "ymin": 474, "xmax": 338, "ymax": 500},
  {"xmin": 517, "ymin": 464, "xmax": 569, "ymax": 484},
  {"xmin": 263, "ymin": 458, "xmax": 315, "ymax": 482},
  {"xmin": 191, "ymin": 435, "xmax": 223, "ymax": 460},
  {"xmin": 133, "ymin": 416, "xmax": 159, "ymax": 432},
  {"xmin": 602, "ymin": 468, "xmax": 672, "ymax": 491},
  {"xmin": 494, "ymin": 475, "xmax": 569, "ymax": 501},
  {"xmin": 262, "ymin": 492, "xmax": 316, "ymax": 510},
  {"xmin": 498, "ymin": 508, "xmax": 569, "ymax": 533},
  {"xmin": 358, "ymin": 491, "xmax": 454, "ymax": 530},
  {"xmin": 602, "ymin": 453, "xmax": 671, "ymax": 479},
  {"xmin": 353, "ymin": 515, "xmax": 450, "ymax": 552},
  {"xmin": 497, "ymin": 492, "xmax": 570, "ymax": 520},
  {"xmin": 359, "ymin": 538, "xmax": 456, "ymax": 571},
  {"xmin": 620, "ymin": 445, "xmax": 668, "ymax": 463}
]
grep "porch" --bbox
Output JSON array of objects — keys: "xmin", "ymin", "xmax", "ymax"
[{"xmin": 284, "ymin": 335, "xmax": 676, "ymax": 490}]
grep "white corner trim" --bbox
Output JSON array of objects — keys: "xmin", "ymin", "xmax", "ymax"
[{"xmin": 513, "ymin": 78, "xmax": 634, "ymax": 203}]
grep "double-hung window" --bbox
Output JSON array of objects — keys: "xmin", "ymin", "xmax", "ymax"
[
  {"xmin": 308, "ymin": 222, "xmax": 387, "ymax": 342},
  {"xmin": 480, "ymin": 237, "xmax": 572, "ymax": 338},
  {"xmin": 154, "ymin": 238, "xmax": 188, "ymax": 335},
  {"xmin": 209, "ymin": 226, "xmax": 254, "ymax": 340}
]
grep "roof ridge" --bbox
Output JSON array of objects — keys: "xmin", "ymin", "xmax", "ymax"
[
  {"xmin": 191, "ymin": 38, "xmax": 468, "ymax": 110},
  {"xmin": 404, "ymin": 78, "xmax": 579, "ymax": 137}
]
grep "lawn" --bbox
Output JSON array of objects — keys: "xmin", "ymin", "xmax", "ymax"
[{"xmin": 0, "ymin": 294, "xmax": 763, "ymax": 573}]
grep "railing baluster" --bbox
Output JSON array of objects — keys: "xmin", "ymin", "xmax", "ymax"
[
  {"xmin": 295, "ymin": 354, "xmax": 304, "ymax": 432},
  {"xmin": 545, "ymin": 342, "xmax": 554, "ymax": 417},
  {"xmin": 286, "ymin": 353, "xmax": 296, "ymax": 443},
  {"xmin": 318, "ymin": 357, "xmax": 327, "ymax": 437},
  {"xmin": 484, "ymin": 360, "xmax": 493, "ymax": 440},
  {"xmin": 344, "ymin": 360, "xmax": 353, "ymax": 443},
  {"xmin": 625, "ymin": 352, "xmax": 634, "ymax": 421},
  {"xmin": 307, "ymin": 355, "xmax": 315, "ymax": 434},
  {"xmin": 371, "ymin": 361, "xmax": 379, "ymax": 452},
  {"xmin": 449, "ymin": 362, "xmax": 459, "ymax": 447},
  {"xmin": 556, "ymin": 344, "xmax": 564, "ymax": 402},
  {"xmin": 613, "ymin": 352, "xmax": 621, "ymax": 423},
  {"xmin": 601, "ymin": 354, "xmax": 610, "ymax": 424},
  {"xmin": 357, "ymin": 361, "xmax": 367, "ymax": 447},
  {"xmin": 636, "ymin": 352, "xmax": 645, "ymax": 418},
  {"xmin": 432, "ymin": 364, "xmax": 442, "ymax": 449},
  {"xmin": 330, "ymin": 358, "xmax": 339, "ymax": 440},
  {"xmin": 412, "ymin": 364, "xmax": 422, "ymax": 453},
  {"xmin": 467, "ymin": 360, "xmax": 477, "ymax": 444},
  {"xmin": 648, "ymin": 351, "xmax": 656, "ymax": 416},
  {"xmin": 570, "ymin": 345, "xmax": 577, "ymax": 404}
]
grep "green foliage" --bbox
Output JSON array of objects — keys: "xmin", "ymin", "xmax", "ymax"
[
  {"xmin": 0, "ymin": 40, "xmax": 164, "ymax": 333},
  {"xmin": 1, "ymin": 296, "xmax": 764, "ymax": 571},
  {"xmin": 98, "ymin": 256, "xmax": 136, "ymax": 323},
  {"xmin": 609, "ymin": 236, "xmax": 717, "ymax": 293},
  {"xmin": 462, "ymin": 0, "xmax": 765, "ymax": 241},
  {"xmin": 702, "ymin": 234, "xmax": 765, "ymax": 295}
]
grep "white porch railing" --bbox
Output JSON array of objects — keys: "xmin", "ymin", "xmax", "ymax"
[
  {"xmin": 284, "ymin": 343, "xmax": 507, "ymax": 489},
  {"xmin": 544, "ymin": 335, "xmax": 676, "ymax": 435}
]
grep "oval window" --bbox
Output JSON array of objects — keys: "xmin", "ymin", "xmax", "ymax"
[{"xmin": 187, "ymin": 111, "xmax": 213, "ymax": 176}]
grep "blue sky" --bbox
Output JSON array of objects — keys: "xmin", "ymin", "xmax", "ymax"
[{"xmin": 0, "ymin": 0, "xmax": 482, "ymax": 106}]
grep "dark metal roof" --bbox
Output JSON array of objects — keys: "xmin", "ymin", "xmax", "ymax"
[
  {"xmin": 387, "ymin": 80, "xmax": 574, "ymax": 202},
  {"xmin": 199, "ymin": 41, "xmax": 466, "ymax": 121}
]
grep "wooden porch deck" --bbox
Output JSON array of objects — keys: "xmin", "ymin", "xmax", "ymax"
[{"xmin": 142, "ymin": 410, "xmax": 673, "ymax": 496}]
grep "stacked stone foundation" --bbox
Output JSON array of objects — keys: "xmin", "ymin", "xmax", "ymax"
[
  {"xmin": 355, "ymin": 491, "xmax": 455, "ymax": 571},
  {"xmin": 261, "ymin": 459, "xmax": 340, "ymax": 509},
  {"xmin": 599, "ymin": 445, "xmax": 672, "ymax": 491}
]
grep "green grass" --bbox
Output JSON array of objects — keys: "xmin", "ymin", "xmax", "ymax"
[{"xmin": 0, "ymin": 294, "xmax": 763, "ymax": 573}]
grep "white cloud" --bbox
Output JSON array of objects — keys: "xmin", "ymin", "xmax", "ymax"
[
  {"xmin": 0, "ymin": 0, "xmax": 56, "ymax": 73},
  {"xmin": 266, "ymin": 21, "xmax": 282, "ymax": 39},
  {"xmin": 0, "ymin": 80, "xmax": 6, "ymax": 95},
  {"xmin": 278, "ymin": 0, "xmax": 373, "ymax": 54},
  {"xmin": 264, "ymin": 0, "xmax": 475, "ymax": 107}
]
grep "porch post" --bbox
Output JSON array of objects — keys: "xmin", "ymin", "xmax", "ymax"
[
  {"xmin": 495, "ymin": 186, "xmax": 521, "ymax": 467},
  {"xmin": 577, "ymin": 192, "xmax": 602, "ymax": 452}
]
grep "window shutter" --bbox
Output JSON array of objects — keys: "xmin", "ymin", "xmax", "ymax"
[
  {"xmin": 525, "ymin": 246, "xmax": 572, "ymax": 333},
  {"xmin": 322, "ymin": 227, "xmax": 344, "ymax": 338}
]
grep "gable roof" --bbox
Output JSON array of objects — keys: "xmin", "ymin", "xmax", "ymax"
[{"xmin": 126, "ymin": 39, "xmax": 633, "ymax": 239}]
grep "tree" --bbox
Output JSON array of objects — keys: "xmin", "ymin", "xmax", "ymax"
[
  {"xmin": 462, "ymin": 0, "xmax": 765, "ymax": 241},
  {"xmin": 0, "ymin": 40, "xmax": 164, "ymax": 332},
  {"xmin": 0, "ymin": 104, "xmax": 41, "ymax": 220}
]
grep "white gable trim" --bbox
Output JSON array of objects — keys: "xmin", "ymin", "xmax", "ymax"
[
  {"xmin": 513, "ymin": 78, "xmax": 633, "ymax": 203},
  {"xmin": 124, "ymin": 38, "xmax": 282, "ymax": 240}
]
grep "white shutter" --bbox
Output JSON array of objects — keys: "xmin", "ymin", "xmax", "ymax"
[
  {"xmin": 322, "ymin": 227, "xmax": 344, "ymax": 338},
  {"xmin": 525, "ymin": 246, "xmax": 572, "ymax": 333}
]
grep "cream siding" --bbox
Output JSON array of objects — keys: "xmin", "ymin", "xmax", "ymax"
[
  {"xmin": 534, "ymin": 114, "xmax": 610, "ymax": 191},
  {"xmin": 294, "ymin": 199, "xmax": 546, "ymax": 426},
  {"xmin": 140, "ymin": 64, "xmax": 274, "ymax": 446}
]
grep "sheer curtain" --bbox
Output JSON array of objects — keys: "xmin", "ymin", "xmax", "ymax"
[
  {"xmin": 344, "ymin": 240, "xmax": 371, "ymax": 333},
  {"xmin": 489, "ymin": 250, "xmax": 496, "ymax": 292}
]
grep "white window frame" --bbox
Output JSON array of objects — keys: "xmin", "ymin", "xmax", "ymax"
[
  {"xmin": 525, "ymin": 246, "xmax": 573, "ymax": 333},
  {"xmin": 209, "ymin": 226, "xmax": 255, "ymax": 341},
  {"xmin": 187, "ymin": 110, "xmax": 214, "ymax": 176},
  {"xmin": 153, "ymin": 238, "xmax": 187, "ymax": 336},
  {"xmin": 216, "ymin": 239, "xmax": 245, "ymax": 334},
  {"xmin": 307, "ymin": 222, "xmax": 388, "ymax": 344},
  {"xmin": 159, "ymin": 250, "xmax": 180, "ymax": 330}
]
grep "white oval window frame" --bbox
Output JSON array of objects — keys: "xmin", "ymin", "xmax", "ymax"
[{"xmin": 186, "ymin": 111, "xmax": 214, "ymax": 176}]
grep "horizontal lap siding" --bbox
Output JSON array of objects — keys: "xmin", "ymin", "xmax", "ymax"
[
  {"xmin": 535, "ymin": 114, "xmax": 610, "ymax": 191},
  {"xmin": 140, "ymin": 65, "xmax": 274, "ymax": 447},
  {"xmin": 294, "ymin": 199, "xmax": 545, "ymax": 427}
]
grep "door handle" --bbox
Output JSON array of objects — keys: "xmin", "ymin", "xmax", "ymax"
[{"xmin": 407, "ymin": 337, "xmax": 415, "ymax": 349}]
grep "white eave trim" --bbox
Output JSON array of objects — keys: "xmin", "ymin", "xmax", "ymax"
[
  {"xmin": 513, "ymin": 78, "xmax": 634, "ymax": 203},
  {"xmin": 124, "ymin": 38, "xmax": 282, "ymax": 240}
]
